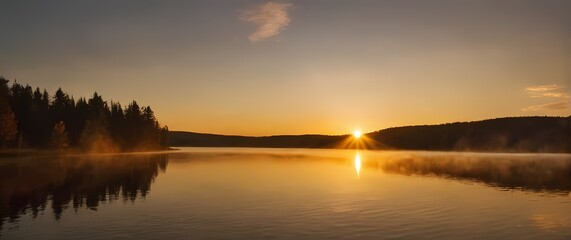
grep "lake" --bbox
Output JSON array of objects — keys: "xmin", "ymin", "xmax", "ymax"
[{"xmin": 1, "ymin": 148, "xmax": 570, "ymax": 239}]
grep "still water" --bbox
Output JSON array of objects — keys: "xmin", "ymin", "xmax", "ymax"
[{"xmin": 1, "ymin": 148, "xmax": 570, "ymax": 239}]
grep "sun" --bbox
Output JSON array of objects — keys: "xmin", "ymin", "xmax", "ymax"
[{"xmin": 353, "ymin": 130, "xmax": 362, "ymax": 139}]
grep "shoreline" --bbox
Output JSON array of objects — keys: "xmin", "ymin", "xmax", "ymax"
[{"xmin": 0, "ymin": 147, "xmax": 179, "ymax": 158}]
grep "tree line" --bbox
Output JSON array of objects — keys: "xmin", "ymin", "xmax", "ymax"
[{"xmin": 0, "ymin": 77, "xmax": 169, "ymax": 151}]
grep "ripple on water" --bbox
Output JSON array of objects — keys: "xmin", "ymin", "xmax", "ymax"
[{"xmin": 2, "ymin": 149, "xmax": 571, "ymax": 239}]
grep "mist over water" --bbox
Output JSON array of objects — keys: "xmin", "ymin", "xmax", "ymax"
[
  {"xmin": 1, "ymin": 148, "xmax": 570, "ymax": 239},
  {"xmin": 365, "ymin": 151, "xmax": 571, "ymax": 194}
]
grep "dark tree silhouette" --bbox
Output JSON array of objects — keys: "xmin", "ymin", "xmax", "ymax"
[
  {"xmin": 30, "ymin": 88, "xmax": 51, "ymax": 147},
  {"xmin": 51, "ymin": 121, "xmax": 69, "ymax": 150},
  {"xmin": 0, "ymin": 78, "xmax": 17, "ymax": 147},
  {"xmin": 9, "ymin": 82, "xmax": 33, "ymax": 147},
  {"xmin": 109, "ymin": 101, "xmax": 126, "ymax": 148}
]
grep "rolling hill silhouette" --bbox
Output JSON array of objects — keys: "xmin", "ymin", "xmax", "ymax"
[{"xmin": 169, "ymin": 116, "xmax": 571, "ymax": 153}]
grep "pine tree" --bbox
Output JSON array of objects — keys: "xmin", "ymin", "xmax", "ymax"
[
  {"xmin": 51, "ymin": 121, "xmax": 69, "ymax": 150},
  {"xmin": 0, "ymin": 77, "xmax": 18, "ymax": 147}
]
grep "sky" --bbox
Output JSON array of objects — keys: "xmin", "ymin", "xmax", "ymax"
[{"xmin": 1, "ymin": 0, "xmax": 570, "ymax": 136}]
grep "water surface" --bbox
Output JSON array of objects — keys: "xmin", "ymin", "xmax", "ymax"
[{"xmin": 1, "ymin": 148, "xmax": 570, "ymax": 239}]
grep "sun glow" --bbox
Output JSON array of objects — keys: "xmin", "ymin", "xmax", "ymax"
[{"xmin": 353, "ymin": 130, "xmax": 362, "ymax": 138}]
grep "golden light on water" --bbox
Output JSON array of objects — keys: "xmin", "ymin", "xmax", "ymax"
[
  {"xmin": 353, "ymin": 130, "xmax": 362, "ymax": 139},
  {"xmin": 354, "ymin": 153, "xmax": 361, "ymax": 179}
]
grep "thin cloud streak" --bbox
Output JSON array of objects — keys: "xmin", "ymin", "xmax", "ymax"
[
  {"xmin": 240, "ymin": 2, "xmax": 293, "ymax": 42},
  {"xmin": 528, "ymin": 92, "xmax": 570, "ymax": 99},
  {"xmin": 542, "ymin": 92, "xmax": 570, "ymax": 99},
  {"xmin": 522, "ymin": 101, "xmax": 568, "ymax": 112},
  {"xmin": 525, "ymin": 84, "xmax": 564, "ymax": 92}
]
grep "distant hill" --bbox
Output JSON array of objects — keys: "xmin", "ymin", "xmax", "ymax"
[
  {"xmin": 169, "ymin": 132, "xmax": 345, "ymax": 149},
  {"xmin": 368, "ymin": 116, "xmax": 571, "ymax": 153},
  {"xmin": 169, "ymin": 116, "xmax": 571, "ymax": 153}
]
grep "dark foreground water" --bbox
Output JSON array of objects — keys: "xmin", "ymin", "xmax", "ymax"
[{"xmin": 1, "ymin": 148, "xmax": 570, "ymax": 239}]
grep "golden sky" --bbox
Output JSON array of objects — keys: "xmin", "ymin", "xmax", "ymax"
[{"xmin": 1, "ymin": 1, "xmax": 570, "ymax": 135}]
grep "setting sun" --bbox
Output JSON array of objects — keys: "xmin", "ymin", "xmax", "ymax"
[{"xmin": 353, "ymin": 130, "xmax": 362, "ymax": 138}]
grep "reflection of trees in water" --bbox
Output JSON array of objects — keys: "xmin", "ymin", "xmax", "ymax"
[
  {"xmin": 366, "ymin": 153, "xmax": 571, "ymax": 194},
  {"xmin": 0, "ymin": 154, "xmax": 168, "ymax": 231}
]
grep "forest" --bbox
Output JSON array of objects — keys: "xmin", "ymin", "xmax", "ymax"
[{"xmin": 0, "ymin": 77, "xmax": 169, "ymax": 152}]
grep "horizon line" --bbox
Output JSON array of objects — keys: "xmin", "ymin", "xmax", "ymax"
[{"xmin": 171, "ymin": 115, "xmax": 571, "ymax": 137}]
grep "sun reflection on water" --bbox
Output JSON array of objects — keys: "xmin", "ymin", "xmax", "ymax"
[{"xmin": 355, "ymin": 153, "xmax": 361, "ymax": 179}]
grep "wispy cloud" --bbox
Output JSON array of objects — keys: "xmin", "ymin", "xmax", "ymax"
[
  {"xmin": 523, "ymin": 84, "xmax": 569, "ymax": 111},
  {"xmin": 541, "ymin": 92, "xmax": 570, "ymax": 99},
  {"xmin": 525, "ymin": 84, "xmax": 564, "ymax": 92},
  {"xmin": 240, "ymin": 2, "xmax": 293, "ymax": 42},
  {"xmin": 522, "ymin": 101, "xmax": 568, "ymax": 112}
]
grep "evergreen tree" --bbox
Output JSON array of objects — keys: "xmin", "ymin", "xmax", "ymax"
[
  {"xmin": 80, "ymin": 93, "xmax": 115, "ymax": 152},
  {"xmin": 159, "ymin": 126, "xmax": 169, "ymax": 148},
  {"xmin": 31, "ymin": 88, "xmax": 51, "ymax": 146},
  {"xmin": 110, "ymin": 101, "xmax": 126, "ymax": 148},
  {"xmin": 70, "ymin": 98, "xmax": 88, "ymax": 146},
  {"xmin": 124, "ymin": 101, "xmax": 142, "ymax": 150},
  {"xmin": 51, "ymin": 121, "xmax": 69, "ymax": 150},
  {"xmin": 0, "ymin": 77, "xmax": 17, "ymax": 147},
  {"xmin": 10, "ymin": 83, "xmax": 34, "ymax": 147}
]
